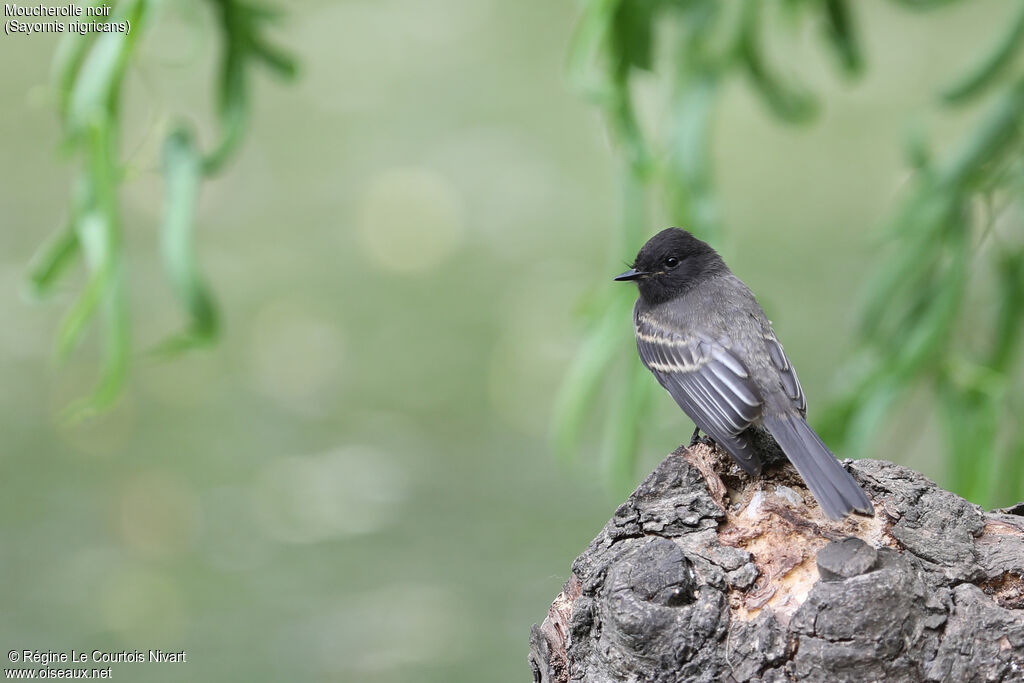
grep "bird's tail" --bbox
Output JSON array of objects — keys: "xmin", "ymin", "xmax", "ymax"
[{"xmin": 762, "ymin": 414, "xmax": 874, "ymax": 520}]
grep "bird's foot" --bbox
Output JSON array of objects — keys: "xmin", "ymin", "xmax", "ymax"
[{"xmin": 689, "ymin": 427, "xmax": 717, "ymax": 449}]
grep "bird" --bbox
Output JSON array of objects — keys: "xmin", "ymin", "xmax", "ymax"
[{"xmin": 614, "ymin": 228, "xmax": 873, "ymax": 520}]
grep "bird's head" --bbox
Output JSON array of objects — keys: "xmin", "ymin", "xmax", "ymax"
[{"xmin": 614, "ymin": 228, "xmax": 727, "ymax": 304}]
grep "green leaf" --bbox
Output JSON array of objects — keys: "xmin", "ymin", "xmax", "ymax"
[
  {"xmin": 842, "ymin": 374, "xmax": 904, "ymax": 459},
  {"xmin": 251, "ymin": 36, "xmax": 299, "ymax": 78},
  {"xmin": 937, "ymin": 375, "xmax": 998, "ymax": 504},
  {"xmin": 552, "ymin": 293, "xmax": 633, "ymax": 464},
  {"xmin": 667, "ymin": 72, "xmax": 720, "ymax": 241},
  {"xmin": 567, "ymin": 0, "xmax": 619, "ymax": 98},
  {"xmin": 66, "ymin": 0, "xmax": 147, "ymax": 133},
  {"xmin": 888, "ymin": 234, "xmax": 968, "ymax": 381},
  {"xmin": 50, "ymin": 5, "xmax": 100, "ymax": 123},
  {"xmin": 56, "ymin": 210, "xmax": 110, "ymax": 361},
  {"xmin": 62, "ymin": 264, "xmax": 129, "ymax": 424},
  {"xmin": 26, "ymin": 219, "xmax": 80, "ymax": 297},
  {"xmin": 822, "ymin": 0, "xmax": 864, "ymax": 76},
  {"xmin": 55, "ymin": 117, "xmax": 119, "ymax": 361},
  {"xmin": 204, "ymin": 0, "xmax": 298, "ymax": 173},
  {"xmin": 998, "ymin": 430, "xmax": 1024, "ymax": 505},
  {"xmin": 156, "ymin": 126, "xmax": 219, "ymax": 353},
  {"xmin": 990, "ymin": 248, "xmax": 1024, "ymax": 372},
  {"xmin": 602, "ymin": 359, "xmax": 654, "ymax": 495},
  {"xmin": 737, "ymin": 0, "xmax": 818, "ymax": 123},
  {"xmin": 609, "ymin": 0, "xmax": 657, "ymax": 77},
  {"xmin": 942, "ymin": 3, "xmax": 1024, "ymax": 104},
  {"xmin": 941, "ymin": 79, "xmax": 1024, "ymax": 187}
]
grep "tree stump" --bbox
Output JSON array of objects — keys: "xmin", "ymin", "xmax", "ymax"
[{"xmin": 529, "ymin": 443, "xmax": 1024, "ymax": 682}]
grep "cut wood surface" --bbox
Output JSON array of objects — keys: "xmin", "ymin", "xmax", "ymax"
[{"xmin": 529, "ymin": 444, "xmax": 1024, "ymax": 682}]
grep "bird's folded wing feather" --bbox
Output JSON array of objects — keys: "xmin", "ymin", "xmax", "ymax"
[
  {"xmin": 763, "ymin": 331, "xmax": 807, "ymax": 416},
  {"xmin": 635, "ymin": 312, "xmax": 764, "ymax": 474}
]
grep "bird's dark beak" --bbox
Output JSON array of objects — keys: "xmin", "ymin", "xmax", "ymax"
[{"xmin": 614, "ymin": 268, "xmax": 648, "ymax": 282}]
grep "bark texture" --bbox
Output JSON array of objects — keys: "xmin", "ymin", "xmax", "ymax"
[{"xmin": 529, "ymin": 444, "xmax": 1024, "ymax": 682}]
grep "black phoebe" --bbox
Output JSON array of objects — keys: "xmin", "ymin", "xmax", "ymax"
[{"xmin": 615, "ymin": 228, "xmax": 873, "ymax": 520}]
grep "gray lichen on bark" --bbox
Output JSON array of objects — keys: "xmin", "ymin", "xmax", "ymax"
[{"xmin": 529, "ymin": 444, "xmax": 1024, "ymax": 682}]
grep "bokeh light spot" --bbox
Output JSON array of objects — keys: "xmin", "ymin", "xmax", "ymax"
[
  {"xmin": 200, "ymin": 485, "xmax": 272, "ymax": 572},
  {"xmin": 252, "ymin": 446, "xmax": 408, "ymax": 544},
  {"xmin": 98, "ymin": 568, "xmax": 185, "ymax": 646},
  {"xmin": 276, "ymin": 583, "xmax": 466, "ymax": 678},
  {"xmin": 118, "ymin": 470, "xmax": 199, "ymax": 558},
  {"xmin": 357, "ymin": 167, "xmax": 465, "ymax": 273},
  {"xmin": 246, "ymin": 300, "xmax": 344, "ymax": 414}
]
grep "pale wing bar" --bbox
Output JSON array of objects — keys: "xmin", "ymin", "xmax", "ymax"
[{"xmin": 635, "ymin": 314, "xmax": 764, "ymax": 474}]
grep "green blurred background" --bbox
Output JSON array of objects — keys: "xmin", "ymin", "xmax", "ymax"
[{"xmin": 0, "ymin": 1, "xmax": 1019, "ymax": 681}]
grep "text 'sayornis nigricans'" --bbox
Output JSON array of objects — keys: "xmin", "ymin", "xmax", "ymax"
[{"xmin": 615, "ymin": 228, "xmax": 873, "ymax": 520}]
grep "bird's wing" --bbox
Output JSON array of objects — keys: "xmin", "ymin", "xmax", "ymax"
[
  {"xmin": 762, "ymin": 330, "xmax": 807, "ymax": 416},
  {"xmin": 635, "ymin": 312, "xmax": 764, "ymax": 474}
]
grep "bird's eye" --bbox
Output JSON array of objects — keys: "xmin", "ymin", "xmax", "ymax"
[{"xmin": 664, "ymin": 256, "xmax": 680, "ymax": 268}]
